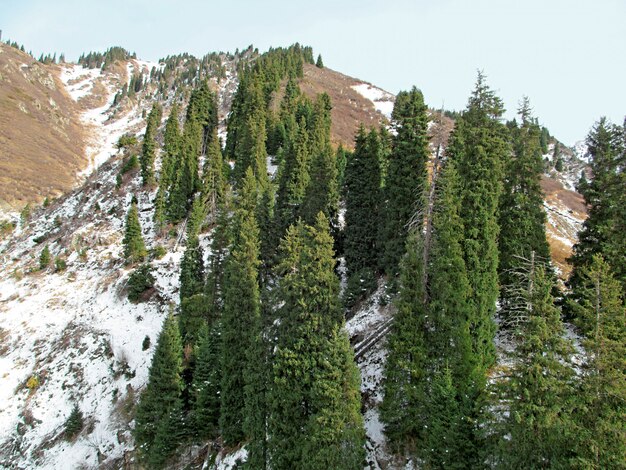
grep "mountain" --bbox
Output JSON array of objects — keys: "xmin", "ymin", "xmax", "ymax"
[{"xmin": 0, "ymin": 43, "xmax": 589, "ymax": 469}]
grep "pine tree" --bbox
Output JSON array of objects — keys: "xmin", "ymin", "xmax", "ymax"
[
  {"xmin": 499, "ymin": 257, "xmax": 574, "ymax": 468},
  {"xmin": 446, "ymin": 71, "xmax": 509, "ymax": 371},
  {"xmin": 380, "ymin": 87, "xmax": 429, "ymax": 279},
  {"xmin": 179, "ymin": 236, "xmax": 205, "ymax": 344},
  {"xmin": 315, "ymin": 54, "xmax": 324, "ymax": 68},
  {"xmin": 301, "ymin": 94, "xmax": 338, "ymax": 228},
  {"xmin": 141, "ymin": 103, "xmax": 162, "ymax": 186},
  {"xmin": 269, "ymin": 214, "xmax": 364, "ymax": 469},
  {"xmin": 202, "ymin": 127, "xmax": 225, "ymax": 224},
  {"xmin": 123, "ymin": 202, "xmax": 147, "ymax": 263},
  {"xmin": 191, "ymin": 322, "xmax": 221, "ymax": 439},
  {"xmin": 134, "ymin": 313, "xmax": 184, "ymax": 466},
  {"xmin": 568, "ymin": 255, "xmax": 626, "ymax": 468},
  {"xmin": 160, "ymin": 103, "xmax": 182, "ymax": 190},
  {"xmin": 380, "ymin": 229, "xmax": 429, "ymax": 450},
  {"xmin": 39, "ymin": 244, "xmax": 51, "ymax": 270},
  {"xmin": 220, "ymin": 169, "xmax": 262, "ymax": 446},
  {"xmin": 569, "ymin": 118, "xmax": 626, "ymax": 295},
  {"xmin": 275, "ymin": 116, "xmax": 310, "ymax": 235},
  {"xmin": 344, "ymin": 126, "xmax": 382, "ymax": 303},
  {"xmin": 499, "ymin": 98, "xmax": 551, "ymax": 327}
]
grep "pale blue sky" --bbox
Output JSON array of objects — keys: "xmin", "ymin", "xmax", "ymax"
[{"xmin": 2, "ymin": 0, "xmax": 625, "ymax": 144}]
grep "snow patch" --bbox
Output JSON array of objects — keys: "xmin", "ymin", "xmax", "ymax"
[{"xmin": 351, "ymin": 83, "xmax": 395, "ymax": 119}]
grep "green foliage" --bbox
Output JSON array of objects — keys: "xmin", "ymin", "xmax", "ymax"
[
  {"xmin": 54, "ymin": 256, "xmax": 67, "ymax": 273},
  {"xmin": 64, "ymin": 404, "xmax": 84, "ymax": 440},
  {"xmin": 220, "ymin": 169, "xmax": 262, "ymax": 446},
  {"xmin": 269, "ymin": 214, "xmax": 365, "ymax": 469},
  {"xmin": 344, "ymin": 126, "xmax": 382, "ymax": 304},
  {"xmin": 134, "ymin": 314, "xmax": 184, "ymax": 466},
  {"xmin": 141, "ymin": 103, "xmax": 163, "ymax": 186},
  {"xmin": 569, "ymin": 118, "xmax": 626, "ymax": 295},
  {"xmin": 315, "ymin": 54, "xmax": 324, "ymax": 68},
  {"xmin": 123, "ymin": 203, "xmax": 147, "ymax": 263},
  {"xmin": 127, "ymin": 264, "xmax": 155, "ymax": 302},
  {"xmin": 191, "ymin": 322, "xmax": 222, "ymax": 440},
  {"xmin": 380, "ymin": 230, "xmax": 428, "ymax": 449},
  {"xmin": 568, "ymin": 255, "xmax": 626, "ymax": 468},
  {"xmin": 499, "ymin": 98, "xmax": 551, "ymax": 326},
  {"xmin": 498, "ymin": 259, "xmax": 575, "ymax": 468},
  {"xmin": 446, "ymin": 71, "xmax": 508, "ymax": 372},
  {"xmin": 120, "ymin": 154, "xmax": 139, "ymax": 175},
  {"xmin": 39, "ymin": 245, "xmax": 51, "ymax": 270},
  {"xmin": 380, "ymin": 87, "xmax": 429, "ymax": 278},
  {"xmin": 116, "ymin": 134, "xmax": 138, "ymax": 151}
]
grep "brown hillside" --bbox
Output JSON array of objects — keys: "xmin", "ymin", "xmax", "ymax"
[
  {"xmin": 299, "ymin": 63, "xmax": 390, "ymax": 149},
  {"xmin": 0, "ymin": 44, "xmax": 85, "ymax": 213}
]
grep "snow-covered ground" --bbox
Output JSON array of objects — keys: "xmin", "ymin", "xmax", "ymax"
[{"xmin": 352, "ymin": 83, "xmax": 395, "ymax": 119}]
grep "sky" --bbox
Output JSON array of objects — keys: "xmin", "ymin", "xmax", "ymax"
[{"xmin": 2, "ymin": 0, "xmax": 625, "ymax": 145}]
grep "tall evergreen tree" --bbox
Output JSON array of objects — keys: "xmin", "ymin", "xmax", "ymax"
[
  {"xmin": 269, "ymin": 214, "xmax": 365, "ymax": 469},
  {"xmin": 568, "ymin": 255, "xmax": 626, "ymax": 469},
  {"xmin": 160, "ymin": 103, "xmax": 182, "ymax": 190},
  {"xmin": 380, "ymin": 229, "xmax": 429, "ymax": 450},
  {"xmin": 499, "ymin": 97, "xmax": 551, "ymax": 326},
  {"xmin": 301, "ymin": 94, "xmax": 338, "ymax": 228},
  {"xmin": 275, "ymin": 116, "xmax": 310, "ymax": 234},
  {"xmin": 220, "ymin": 169, "xmax": 262, "ymax": 446},
  {"xmin": 446, "ymin": 71, "xmax": 509, "ymax": 371},
  {"xmin": 569, "ymin": 118, "xmax": 626, "ymax": 296},
  {"xmin": 123, "ymin": 202, "xmax": 147, "ymax": 263},
  {"xmin": 134, "ymin": 314, "xmax": 184, "ymax": 466},
  {"xmin": 202, "ymin": 127, "xmax": 226, "ymax": 224},
  {"xmin": 141, "ymin": 103, "xmax": 162, "ymax": 186},
  {"xmin": 344, "ymin": 126, "xmax": 382, "ymax": 302},
  {"xmin": 191, "ymin": 322, "xmax": 221, "ymax": 439},
  {"xmin": 499, "ymin": 258, "xmax": 574, "ymax": 468},
  {"xmin": 380, "ymin": 87, "xmax": 430, "ymax": 279}
]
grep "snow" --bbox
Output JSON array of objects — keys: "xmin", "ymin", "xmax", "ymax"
[
  {"xmin": 351, "ymin": 83, "xmax": 395, "ymax": 119},
  {"xmin": 208, "ymin": 446, "xmax": 248, "ymax": 470},
  {"xmin": 59, "ymin": 64, "xmax": 103, "ymax": 102}
]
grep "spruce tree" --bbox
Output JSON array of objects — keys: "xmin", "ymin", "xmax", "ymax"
[
  {"xmin": 499, "ymin": 98, "xmax": 551, "ymax": 326},
  {"xmin": 123, "ymin": 202, "xmax": 147, "ymax": 263},
  {"xmin": 220, "ymin": 169, "xmax": 262, "ymax": 446},
  {"xmin": 202, "ymin": 127, "xmax": 225, "ymax": 224},
  {"xmin": 380, "ymin": 229, "xmax": 429, "ymax": 449},
  {"xmin": 446, "ymin": 71, "xmax": 509, "ymax": 371},
  {"xmin": 275, "ymin": 116, "xmax": 310, "ymax": 235},
  {"xmin": 380, "ymin": 87, "xmax": 430, "ymax": 279},
  {"xmin": 160, "ymin": 103, "xmax": 182, "ymax": 190},
  {"xmin": 569, "ymin": 118, "xmax": 626, "ymax": 295},
  {"xmin": 568, "ymin": 255, "xmax": 626, "ymax": 468},
  {"xmin": 269, "ymin": 214, "xmax": 364, "ymax": 469},
  {"xmin": 191, "ymin": 322, "xmax": 221, "ymax": 439},
  {"xmin": 39, "ymin": 244, "xmax": 51, "ymax": 270},
  {"xmin": 499, "ymin": 257, "xmax": 574, "ymax": 469},
  {"xmin": 315, "ymin": 54, "xmax": 324, "ymax": 68},
  {"xmin": 178, "ymin": 235, "xmax": 205, "ymax": 344},
  {"xmin": 134, "ymin": 314, "xmax": 184, "ymax": 466},
  {"xmin": 141, "ymin": 103, "xmax": 162, "ymax": 186},
  {"xmin": 301, "ymin": 94, "xmax": 338, "ymax": 228},
  {"xmin": 343, "ymin": 126, "xmax": 382, "ymax": 303}
]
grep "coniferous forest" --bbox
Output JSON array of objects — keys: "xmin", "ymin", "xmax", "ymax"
[{"xmin": 122, "ymin": 44, "xmax": 626, "ymax": 469}]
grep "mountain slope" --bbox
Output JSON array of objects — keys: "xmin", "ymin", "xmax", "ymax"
[{"xmin": 0, "ymin": 44, "xmax": 85, "ymax": 213}]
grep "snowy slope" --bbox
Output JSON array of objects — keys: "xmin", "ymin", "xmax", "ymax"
[{"xmin": 351, "ymin": 83, "xmax": 395, "ymax": 119}]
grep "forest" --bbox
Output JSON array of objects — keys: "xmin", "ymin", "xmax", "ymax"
[{"xmin": 118, "ymin": 44, "xmax": 625, "ymax": 469}]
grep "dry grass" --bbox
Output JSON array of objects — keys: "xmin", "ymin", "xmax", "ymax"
[
  {"xmin": 0, "ymin": 44, "xmax": 86, "ymax": 211},
  {"xmin": 299, "ymin": 63, "xmax": 390, "ymax": 149}
]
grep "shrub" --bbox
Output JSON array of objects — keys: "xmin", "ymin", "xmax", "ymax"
[
  {"xmin": 64, "ymin": 404, "xmax": 84, "ymax": 439},
  {"xmin": 152, "ymin": 245, "xmax": 167, "ymax": 259},
  {"xmin": 26, "ymin": 375, "xmax": 40, "ymax": 391},
  {"xmin": 55, "ymin": 257, "xmax": 67, "ymax": 272},
  {"xmin": 128, "ymin": 264, "xmax": 155, "ymax": 302},
  {"xmin": 142, "ymin": 335, "xmax": 151, "ymax": 351},
  {"xmin": 120, "ymin": 154, "xmax": 139, "ymax": 175}
]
